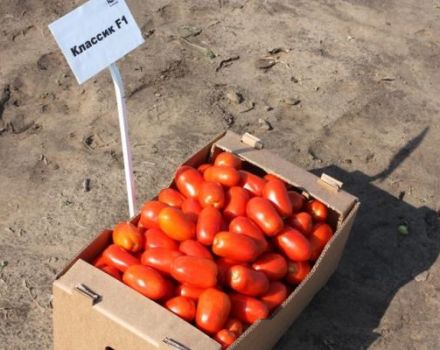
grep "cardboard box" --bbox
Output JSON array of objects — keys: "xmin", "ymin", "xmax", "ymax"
[{"xmin": 53, "ymin": 131, "xmax": 359, "ymax": 350}]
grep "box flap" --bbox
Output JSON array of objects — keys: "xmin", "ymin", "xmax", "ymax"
[{"xmin": 214, "ymin": 131, "xmax": 358, "ymax": 219}]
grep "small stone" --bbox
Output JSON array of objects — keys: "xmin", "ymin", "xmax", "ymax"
[
  {"xmin": 265, "ymin": 105, "xmax": 273, "ymax": 111},
  {"xmin": 83, "ymin": 178, "xmax": 91, "ymax": 192},
  {"xmin": 283, "ymin": 97, "xmax": 301, "ymax": 106},
  {"xmin": 398, "ymin": 224, "xmax": 409, "ymax": 235},
  {"xmin": 258, "ymin": 118, "xmax": 272, "ymax": 131},
  {"xmin": 414, "ymin": 271, "xmax": 429, "ymax": 282},
  {"xmin": 226, "ymin": 91, "xmax": 243, "ymax": 104},
  {"xmin": 155, "ymin": 92, "xmax": 161, "ymax": 97}
]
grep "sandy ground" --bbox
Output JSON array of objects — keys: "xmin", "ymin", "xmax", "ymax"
[{"xmin": 1, "ymin": 0, "xmax": 440, "ymax": 349}]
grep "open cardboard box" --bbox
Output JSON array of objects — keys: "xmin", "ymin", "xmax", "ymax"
[{"xmin": 53, "ymin": 131, "xmax": 359, "ymax": 350}]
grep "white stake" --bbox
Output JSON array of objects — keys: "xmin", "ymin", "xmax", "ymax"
[{"xmin": 109, "ymin": 63, "xmax": 136, "ymax": 217}]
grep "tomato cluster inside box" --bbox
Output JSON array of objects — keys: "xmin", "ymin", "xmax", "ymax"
[{"xmin": 53, "ymin": 131, "xmax": 359, "ymax": 350}]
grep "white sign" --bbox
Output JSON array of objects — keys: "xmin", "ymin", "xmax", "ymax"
[{"xmin": 49, "ymin": 0, "xmax": 144, "ymax": 84}]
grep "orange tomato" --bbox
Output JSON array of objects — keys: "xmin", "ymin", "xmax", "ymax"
[
  {"xmin": 100, "ymin": 265, "xmax": 122, "ymax": 281},
  {"xmin": 139, "ymin": 200, "xmax": 167, "ymax": 229},
  {"xmin": 181, "ymin": 197, "xmax": 202, "ymax": 223},
  {"xmin": 197, "ymin": 206, "xmax": 223, "ymax": 246},
  {"xmin": 306, "ymin": 199, "xmax": 328, "ymax": 222},
  {"xmin": 175, "ymin": 166, "xmax": 204, "ymax": 198},
  {"xmin": 204, "ymin": 166, "xmax": 241, "ymax": 187},
  {"xmin": 229, "ymin": 216, "xmax": 268, "ymax": 255},
  {"xmin": 122, "ymin": 264, "xmax": 168, "ymax": 300},
  {"xmin": 179, "ymin": 240, "xmax": 213, "ymax": 260},
  {"xmin": 165, "ymin": 296, "xmax": 196, "ymax": 322},
  {"xmin": 214, "ymin": 329, "xmax": 237, "ymax": 349},
  {"xmin": 171, "ymin": 256, "xmax": 218, "ymax": 288},
  {"xmin": 275, "ymin": 226, "xmax": 311, "ymax": 261},
  {"xmin": 102, "ymin": 244, "xmax": 140, "ymax": 272},
  {"xmin": 144, "ymin": 227, "xmax": 179, "ymax": 251},
  {"xmin": 230, "ymin": 294, "xmax": 269, "ymax": 324},
  {"xmin": 199, "ymin": 181, "xmax": 225, "ymax": 209},
  {"xmin": 212, "ymin": 232, "xmax": 260, "ymax": 262},
  {"xmin": 252, "ymin": 252, "xmax": 288, "ymax": 281},
  {"xmin": 217, "ymin": 258, "xmax": 244, "ymax": 286},
  {"xmin": 112, "ymin": 221, "xmax": 144, "ymax": 253},
  {"xmin": 93, "ymin": 254, "xmax": 107, "ymax": 268},
  {"xmin": 176, "ymin": 283, "xmax": 205, "ymax": 300},
  {"xmin": 158, "ymin": 207, "xmax": 196, "ymax": 241},
  {"xmin": 287, "ymin": 191, "xmax": 305, "ymax": 213},
  {"xmin": 227, "ymin": 265, "xmax": 270, "ymax": 296},
  {"xmin": 309, "ymin": 223, "xmax": 333, "ymax": 260},
  {"xmin": 141, "ymin": 248, "xmax": 183, "ymax": 275},
  {"xmin": 214, "ymin": 152, "xmax": 242, "ymax": 170},
  {"xmin": 246, "ymin": 197, "xmax": 284, "ymax": 236},
  {"xmin": 264, "ymin": 174, "xmax": 285, "ymax": 185},
  {"xmin": 225, "ymin": 318, "xmax": 244, "ymax": 336},
  {"xmin": 196, "ymin": 288, "xmax": 231, "ymax": 334},
  {"xmin": 286, "ymin": 261, "xmax": 311, "ymax": 285},
  {"xmin": 263, "ymin": 179, "xmax": 292, "ymax": 217},
  {"xmin": 224, "ymin": 187, "xmax": 250, "ymax": 221},
  {"xmin": 239, "ymin": 171, "xmax": 265, "ymax": 197},
  {"xmin": 260, "ymin": 281, "xmax": 288, "ymax": 311},
  {"xmin": 197, "ymin": 163, "xmax": 212, "ymax": 174},
  {"xmin": 288, "ymin": 212, "xmax": 313, "ymax": 236},
  {"xmin": 158, "ymin": 188, "xmax": 185, "ymax": 208}
]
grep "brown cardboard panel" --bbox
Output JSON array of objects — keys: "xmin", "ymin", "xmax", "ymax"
[
  {"xmin": 54, "ymin": 259, "xmax": 220, "ymax": 350},
  {"xmin": 214, "ymin": 131, "xmax": 358, "ymax": 219},
  {"xmin": 230, "ymin": 201, "xmax": 359, "ymax": 350}
]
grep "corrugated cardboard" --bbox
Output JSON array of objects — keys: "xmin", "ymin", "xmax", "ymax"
[{"xmin": 53, "ymin": 131, "xmax": 359, "ymax": 350}]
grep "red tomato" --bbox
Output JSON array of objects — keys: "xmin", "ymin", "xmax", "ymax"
[
  {"xmin": 165, "ymin": 296, "xmax": 196, "ymax": 322},
  {"xmin": 239, "ymin": 171, "xmax": 266, "ymax": 197},
  {"xmin": 93, "ymin": 254, "xmax": 107, "ymax": 268},
  {"xmin": 306, "ymin": 199, "xmax": 328, "ymax": 222},
  {"xmin": 229, "ymin": 216, "xmax": 268, "ymax": 254},
  {"xmin": 225, "ymin": 318, "xmax": 244, "ymax": 336},
  {"xmin": 260, "ymin": 281, "xmax": 288, "ymax": 311},
  {"xmin": 263, "ymin": 179, "xmax": 292, "ymax": 217},
  {"xmin": 286, "ymin": 261, "xmax": 311, "ymax": 284},
  {"xmin": 158, "ymin": 207, "xmax": 196, "ymax": 241},
  {"xmin": 199, "ymin": 181, "xmax": 225, "ymax": 209},
  {"xmin": 212, "ymin": 232, "xmax": 260, "ymax": 262},
  {"xmin": 181, "ymin": 197, "xmax": 203, "ymax": 223},
  {"xmin": 264, "ymin": 174, "xmax": 285, "ymax": 185},
  {"xmin": 158, "ymin": 188, "xmax": 185, "ymax": 208},
  {"xmin": 230, "ymin": 294, "xmax": 269, "ymax": 324},
  {"xmin": 179, "ymin": 240, "xmax": 213, "ymax": 259},
  {"xmin": 171, "ymin": 256, "xmax": 218, "ymax": 288},
  {"xmin": 141, "ymin": 248, "xmax": 183, "ymax": 275},
  {"xmin": 224, "ymin": 187, "xmax": 250, "ymax": 221},
  {"xmin": 102, "ymin": 244, "xmax": 140, "ymax": 272},
  {"xmin": 197, "ymin": 207, "xmax": 223, "ymax": 246},
  {"xmin": 122, "ymin": 264, "xmax": 168, "ymax": 300},
  {"xmin": 112, "ymin": 221, "xmax": 144, "ymax": 253},
  {"xmin": 214, "ymin": 329, "xmax": 237, "ymax": 349},
  {"xmin": 310, "ymin": 223, "xmax": 333, "ymax": 247},
  {"xmin": 214, "ymin": 152, "xmax": 242, "ymax": 170},
  {"xmin": 175, "ymin": 166, "xmax": 204, "ymax": 198},
  {"xmin": 287, "ymin": 191, "xmax": 305, "ymax": 213},
  {"xmin": 176, "ymin": 283, "xmax": 205, "ymax": 300},
  {"xmin": 252, "ymin": 253, "xmax": 288, "ymax": 281},
  {"xmin": 139, "ymin": 201, "xmax": 167, "ymax": 229},
  {"xmin": 204, "ymin": 166, "xmax": 241, "ymax": 187},
  {"xmin": 227, "ymin": 265, "xmax": 270, "ymax": 296},
  {"xmin": 288, "ymin": 212, "xmax": 313, "ymax": 236},
  {"xmin": 145, "ymin": 228, "xmax": 179, "ymax": 251},
  {"xmin": 100, "ymin": 265, "xmax": 122, "ymax": 281},
  {"xmin": 246, "ymin": 197, "xmax": 284, "ymax": 236},
  {"xmin": 197, "ymin": 163, "xmax": 212, "ymax": 174},
  {"xmin": 217, "ymin": 258, "xmax": 244, "ymax": 286},
  {"xmin": 196, "ymin": 288, "xmax": 231, "ymax": 334},
  {"xmin": 309, "ymin": 223, "xmax": 334, "ymax": 260},
  {"xmin": 275, "ymin": 227, "xmax": 311, "ymax": 261}
]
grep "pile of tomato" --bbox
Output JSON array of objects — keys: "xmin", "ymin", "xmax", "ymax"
[{"xmin": 93, "ymin": 151, "xmax": 334, "ymax": 349}]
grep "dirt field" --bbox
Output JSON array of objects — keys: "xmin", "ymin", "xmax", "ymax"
[{"xmin": 1, "ymin": 0, "xmax": 440, "ymax": 349}]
